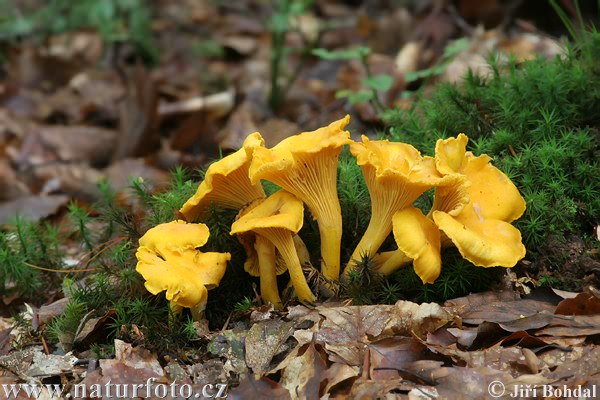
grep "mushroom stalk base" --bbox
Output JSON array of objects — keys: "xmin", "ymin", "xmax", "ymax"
[
  {"xmin": 318, "ymin": 223, "xmax": 342, "ymax": 281},
  {"xmin": 267, "ymin": 233, "xmax": 316, "ymax": 303},
  {"xmin": 255, "ymin": 236, "xmax": 283, "ymax": 308},
  {"xmin": 344, "ymin": 218, "xmax": 393, "ymax": 277}
]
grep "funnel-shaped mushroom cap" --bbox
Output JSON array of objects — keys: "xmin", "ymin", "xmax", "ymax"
[
  {"xmin": 433, "ymin": 203, "xmax": 526, "ymax": 268},
  {"xmin": 345, "ymin": 136, "xmax": 457, "ymax": 275},
  {"xmin": 180, "ymin": 132, "xmax": 266, "ymax": 221},
  {"xmin": 136, "ymin": 221, "xmax": 230, "ymax": 309},
  {"xmin": 139, "ymin": 220, "xmax": 210, "ymax": 255},
  {"xmin": 235, "ymin": 198, "xmax": 288, "ymax": 277},
  {"xmin": 435, "ymin": 134, "xmax": 525, "ymax": 222},
  {"xmin": 231, "ymin": 190, "xmax": 304, "ymax": 234},
  {"xmin": 248, "ymin": 116, "xmax": 352, "ymax": 280}
]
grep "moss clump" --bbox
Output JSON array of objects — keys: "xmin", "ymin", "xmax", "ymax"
[{"xmin": 383, "ymin": 33, "xmax": 600, "ymax": 289}]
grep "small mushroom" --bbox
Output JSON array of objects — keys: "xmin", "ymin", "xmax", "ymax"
[
  {"xmin": 235, "ymin": 199, "xmax": 287, "ymax": 308},
  {"xmin": 180, "ymin": 132, "xmax": 266, "ymax": 221},
  {"xmin": 135, "ymin": 220, "xmax": 231, "ymax": 319},
  {"xmin": 344, "ymin": 136, "xmax": 455, "ymax": 277},
  {"xmin": 230, "ymin": 190, "xmax": 316, "ymax": 302},
  {"xmin": 248, "ymin": 116, "xmax": 352, "ymax": 281}
]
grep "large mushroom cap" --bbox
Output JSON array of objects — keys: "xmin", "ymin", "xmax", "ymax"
[
  {"xmin": 180, "ymin": 132, "xmax": 266, "ymax": 221},
  {"xmin": 247, "ymin": 118, "xmax": 351, "ymax": 281},
  {"xmin": 248, "ymin": 116, "xmax": 352, "ymax": 185},
  {"xmin": 136, "ymin": 220, "xmax": 230, "ymax": 309},
  {"xmin": 433, "ymin": 204, "xmax": 526, "ymax": 268}
]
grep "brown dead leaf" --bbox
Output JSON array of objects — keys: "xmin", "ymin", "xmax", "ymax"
[
  {"xmin": 113, "ymin": 65, "xmax": 160, "ymax": 161},
  {"xmin": 0, "ymin": 327, "xmax": 13, "ymax": 357},
  {"xmin": 104, "ymin": 158, "xmax": 171, "ymax": 193},
  {"xmin": 544, "ymin": 346, "xmax": 600, "ymax": 383},
  {"xmin": 459, "ymin": 299, "xmax": 556, "ymax": 325},
  {"xmin": 279, "ymin": 343, "xmax": 327, "ymax": 400},
  {"xmin": 73, "ymin": 310, "xmax": 116, "ymax": 348},
  {"xmin": 536, "ymin": 314, "xmax": 600, "ymax": 337},
  {"xmin": 445, "ymin": 289, "xmax": 520, "ymax": 312},
  {"xmin": 368, "ymin": 337, "xmax": 447, "ymax": 382},
  {"xmin": 245, "ymin": 319, "xmax": 295, "ymax": 376},
  {"xmin": 432, "ymin": 366, "xmax": 514, "ymax": 399},
  {"xmin": 0, "ymin": 194, "xmax": 69, "ymax": 225},
  {"xmin": 348, "ymin": 378, "xmax": 410, "ymax": 399},
  {"xmin": 310, "ymin": 301, "xmax": 450, "ymax": 366},
  {"xmin": 111, "ymin": 339, "xmax": 163, "ymax": 377},
  {"xmin": 449, "ymin": 322, "xmax": 508, "ymax": 350},
  {"xmin": 37, "ymin": 125, "xmax": 117, "ymax": 166},
  {"xmin": 217, "ymin": 101, "xmax": 260, "ymax": 152},
  {"xmin": 33, "ymin": 162, "xmax": 105, "ymax": 201},
  {"xmin": 555, "ymin": 293, "xmax": 600, "ymax": 315},
  {"xmin": 0, "ymin": 160, "xmax": 30, "ymax": 201},
  {"xmin": 229, "ymin": 374, "xmax": 291, "ymax": 400},
  {"xmin": 320, "ymin": 362, "xmax": 360, "ymax": 395},
  {"xmin": 31, "ymin": 298, "xmax": 70, "ymax": 330},
  {"xmin": 315, "ymin": 304, "xmax": 390, "ymax": 366}
]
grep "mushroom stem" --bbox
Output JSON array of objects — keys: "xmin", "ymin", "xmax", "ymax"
[
  {"xmin": 262, "ymin": 229, "xmax": 316, "ymax": 302},
  {"xmin": 190, "ymin": 302, "xmax": 206, "ymax": 322},
  {"xmin": 316, "ymin": 220, "xmax": 342, "ymax": 281},
  {"xmin": 375, "ymin": 249, "xmax": 412, "ymax": 275},
  {"xmin": 255, "ymin": 235, "xmax": 283, "ymax": 308}
]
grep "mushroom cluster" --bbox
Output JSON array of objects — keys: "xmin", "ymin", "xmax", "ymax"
[
  {"xmin": 374, "ymin": 134, "xmax": 526, "ymax": 283},
  {"xmin": 135, "ymin": 117, "xmax": 526, "ymax": 313}
]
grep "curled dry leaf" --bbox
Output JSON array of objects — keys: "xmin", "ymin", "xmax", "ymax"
[{"xmin": 245, "ymin": 319, "xmax": 296, "ymax": 376}]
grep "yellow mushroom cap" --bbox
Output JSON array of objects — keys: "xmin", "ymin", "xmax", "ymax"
[
  {"xmin": 235, "ymin": 198, "xmax": 288, "ymax": 277},
  {"xmin": 434, "ymin": 133, "xmax": 526, "ymax": 222},
  {"xmin": 248, "ymin": 116, "xmax": 352, "ymax": 183},
  {"xmin": 136, "ymin": 247, "xmax": 230, "ymax": 308},
  {"xmin": 247, "ymin": 116, "xmax": 352, "ymax": 280},
  {"xmin": 180, "ymin": 132, "xmax": 266, "ymax": 221},
  {"xmin": 139, "ymin": 220, "xmax": 210, "ymax": 256},
  {"xmin": 136, "ymin": 220, "xmax": 230, "ymax": 309},
  {"xmin": 231, "ymin": 190, "xmax": 304, "ymax": 235},
  {"xmin": 392, "ymin": 207, "xmax": 442, "ymax": 284},
  {"xmin": 433, "ymin": 203, "xmax": 526, "ymax": 268}
]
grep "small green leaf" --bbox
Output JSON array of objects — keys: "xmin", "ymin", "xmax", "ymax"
[
  {"xmin": 362, "ymin": 74, "xmax": 394, "ymax": 91},
  {"xmin": 442, "ymin": 38, "xmax": 470, "ymax": 59},
  {"xmin": 312, "ymin": 46, "xmax": 370, "ymax": 61},
  {"xmin": 336, "ymin": 89, "xmax": 373, "ymax": 104}
]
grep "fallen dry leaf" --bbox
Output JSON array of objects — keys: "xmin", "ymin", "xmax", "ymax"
[
  {"xmin": 229, "ymin": 374, "xmax": 291, "ymax": 400},
  {"xmin": 279, "ymin": 343, "xmax": 327, "ymax": 400},
  {"xmin": 245, "ymin": 319, "xmax": 295, "ymax": 375},
  {"xmin": 0, "ymin": 194, "xmax": 69, "ymax": 225}
]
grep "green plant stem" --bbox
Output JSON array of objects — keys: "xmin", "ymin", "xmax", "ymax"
[{"xmin": 360, "ymin": 53, "xmax": 386, "ymax": 114}]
